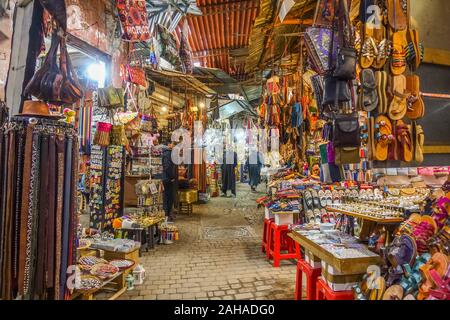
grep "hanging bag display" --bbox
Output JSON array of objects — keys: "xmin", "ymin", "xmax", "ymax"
[
  {"xmin": 24, "ymin": 32, "xmax": 83, "ymax": 105},
  {"xmin": 332, "ymin": 0, "xmax": 357, "ymax": 81},
  {"xmin": 304, "ymin": 0, "xmax": 338, "ymax": 75},
  {"xmin": 116, "ymin": 0, "xmax": 150, "ymax": 42},
  {"xmin": 333, "ymin": 113, "xmax": 360, "ymax": 148},
  {"xmin": 322, "ymin": 75, "xmax": 351, "ymax": 106},
  {"xmin": 98, "ymin": 86, "xmax": 125, "ymax": 110}
]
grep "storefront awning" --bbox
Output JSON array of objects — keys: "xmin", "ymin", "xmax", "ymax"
[{"xmin": 145, "ymin": 68, "xmax": 216, "ymax": 96}]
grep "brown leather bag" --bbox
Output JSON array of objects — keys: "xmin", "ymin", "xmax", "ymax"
[{"xmin": 24, "ymin": 32, "xmax": 83, "ymax": 105}]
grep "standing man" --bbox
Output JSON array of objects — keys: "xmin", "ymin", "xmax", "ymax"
[
  {"xmin": 162, "ymin": 143, "xmax": 176, "ymax": 221},
  {"xmin": 246, "ymin": 149, "xmax": 264, "ymax": 192},
  {"xmin": 221, "ymin": 146, "xmax": 238, "ymax": 198}
]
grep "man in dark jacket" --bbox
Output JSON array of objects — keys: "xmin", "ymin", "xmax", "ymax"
[
  {"xmin": 162, "ymin": 144, "xmax": 176, "ymax": 221},
  {"xmin": 246, "ymin": 150, "xmax": 264, "ymax": 192},
  {"xmin": 221, "ymin": 149, "xmax": 238, "ymax": 198}
]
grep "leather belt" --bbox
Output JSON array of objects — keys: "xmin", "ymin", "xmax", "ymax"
[
  {"xmin": 46, "ymin": 134, "xmax": 56, "ymax": 293},
  {"xmin": 2, "ymin": 130, "xmax": 16, "ymax": 299},
  {"xmin": 18, "ymin": 126, "xmax": 34, "ymax": 297},
  {"xmin": 60, "ymin": 136, "xmax": 73, "ymax": 299},
  {"xmin": 35, "ymin": 134, "xmax": 49, "ymax": 298},
  {"xmin": 54, "ymin": 135, "xmax": 65, "ymax": 300}
]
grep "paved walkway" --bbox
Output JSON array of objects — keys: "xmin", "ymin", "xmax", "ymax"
[{"xmin": 121, "ymin": 183, "xmax": 298, "ymax": 300}]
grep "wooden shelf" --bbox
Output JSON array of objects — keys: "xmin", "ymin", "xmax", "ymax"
[
  {"xmin": 289, "ymin": 231, "xmax": 381, "ymax": 274},
  {"xmin": 326, "ymin": 207, "xmax": 404, "ymax": 224}
]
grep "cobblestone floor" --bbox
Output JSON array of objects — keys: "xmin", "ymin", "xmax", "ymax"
[{"xmin": 120, "ymin": 183, "xmax": 300, "ymax": 300}]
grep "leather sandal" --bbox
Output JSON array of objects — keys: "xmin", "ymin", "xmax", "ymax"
[
  {"xmin": 396, "ymin": 120, "xmax": 413, "ymax": 162},
  {"xmin": 376, "ymin": 70, "xmax": 388, "ymax": 114},
  {"xmin": 414, "ymin": 123, "xmax": 425, "ymax": 163},
  {"xmin": 382, "ymin": 285, "xmax": 404, "ymax": 300},
  {"xmin": 406, "ymin": 74, "xmax": 425, "ymax": 120},
  {"xmin": 360, "ymin": 69, "xmax": 379, "ymax": 112},
  {"xmin": 388, "ymin": 75, "xmax": 408, "ymax": 120},
  {"xmin": 373, "ymin": 25, "xmax": 392, "ymax": 69},
  {"xmin": 406, "ymin": 29, "xmax": 424, "ymax": 70},
  {"xmin": 374, "ymin": 116, "xmax": 394, "ymax": 161},
  {"xmin": 390, "ymin": 30, "xmax": 408, "ymax": 75},
  {"xmin": 387, "ymin": 0, "xmax": 407, "ymax": 31},
  {"xmin": 360, "ymin": 26, "xmax": 377, "ymax": 69}
]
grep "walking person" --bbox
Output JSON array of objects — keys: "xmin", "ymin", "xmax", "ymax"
[
  {"xmin": 162, "ymin": 143, "xmax": 177, "ymax": 221},
  {"xmin": 246, "ymin": 149, "xmax": 264, "ymax": 192},
  {"xmin": 221, "ymin": 147, "xmax": 238, "ymax": 198}
]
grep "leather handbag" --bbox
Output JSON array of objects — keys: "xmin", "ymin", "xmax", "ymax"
[
  {"xmin": 24, "ymin": 32, "xmax": 83, "ymax": 105},
  {"xmin": 117, "ymin": 0, "xmax": 150, "ymax": 42},
  {"xmin": 332, "ymin": 0, "xmax": 357, "ymax": 80},
  {"xmin": 98, "ymin": 87, "xmax": 125, "ymax": 110},
  {"xmin": 322, "ymin": 75, "xmax": 351, "ymax": 106},
  {"xmin": 333, "ymin": 114, "xmax": 360, "ymax": 148},
  {"xmin": 304, "ymin": 27, "xmax": 338, "ymax": 76},
  {"xmin": 334, "ymin": 147, "xmax": 360, "ymax": 165},
  {"xmin": 304, "ymin": 0, "xmax": 338, "ymax": 75},
  {"xmin": 333, "ymin": 47, "xmax": 357, "ymax": 80},
  {"xmin": 58, "ymin": 37, "xmax": 84, "ymax": 104}
]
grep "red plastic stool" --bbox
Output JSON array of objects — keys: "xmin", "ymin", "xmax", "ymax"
[
  {"xmin": 262, "ymin": 218, "xmax": 274, "ymax": 254},
  {"xmin": 267, "ymin": 223, "xmax": 299, "ymax": 267},
  {"xmin": 316, "ymin": 278, "xmax": 354, "ymax": 300},
  {"xmin": 295, "ymin": 258, "xmax": 322, "ymax": 300}
]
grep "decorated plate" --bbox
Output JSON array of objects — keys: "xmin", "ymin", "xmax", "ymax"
[
  {"xmin": 109, "ymin": 259, "xmax": 135, "ymax": 270},
  {"xmin": 77, "ymin": 275, "xmax": 103, "ymax": 293},
  {"xmin": 90, "ymin": 263, "xmax": 119, "ymax": 279}
]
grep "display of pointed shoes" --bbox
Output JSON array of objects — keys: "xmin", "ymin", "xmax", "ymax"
[
  {"xmin": 360, "ymin": 69, "xmax": 379, "ymax": 112},
  {"xmin": 389, "ymin": 74, "xmax": 408, "ymax": 120},
  {"xmin": 406, "ymin": 74, "xmax": 425, "ymax": 120}
]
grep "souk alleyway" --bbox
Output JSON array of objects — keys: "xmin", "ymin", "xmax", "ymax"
[{"xmin": 121, "ymin": 184, "xmax": 299, "ymax": 300}]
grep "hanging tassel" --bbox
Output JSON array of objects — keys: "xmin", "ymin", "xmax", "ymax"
[{"xmin": 93, "ymin": 122, "xmax": 112, "ymax": 147}]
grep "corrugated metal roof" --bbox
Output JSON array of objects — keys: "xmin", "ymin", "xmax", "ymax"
[{"xmin": 176, "ymin": 0, "xmax": 260, "ymax": 81}]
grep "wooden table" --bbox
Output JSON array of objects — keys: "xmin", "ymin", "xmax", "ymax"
[
  {"xmin": 118, "ymin": 218, "xmax": 164, "ymax": 255},
  {"xmin": 289, "ymin": 231, "xmax": 381, "ymax": 274}
]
